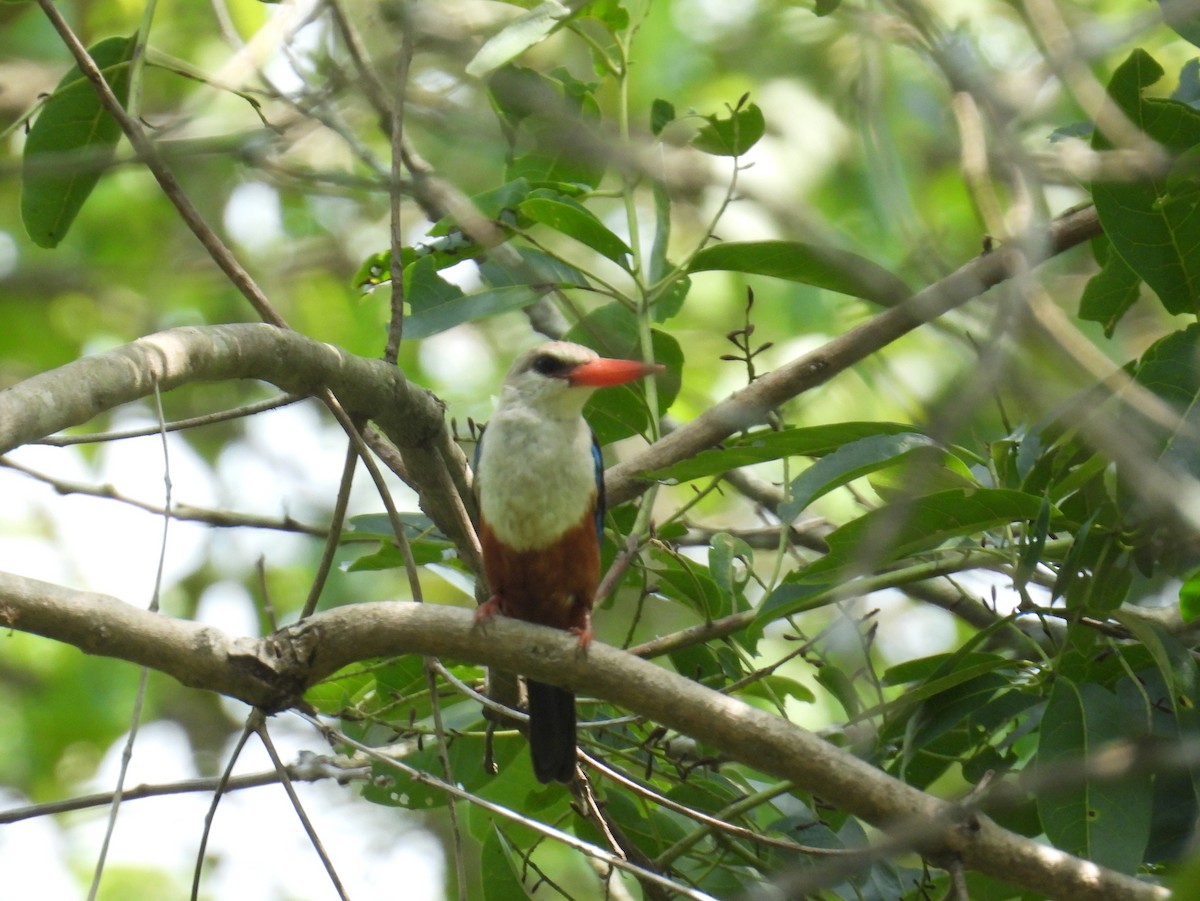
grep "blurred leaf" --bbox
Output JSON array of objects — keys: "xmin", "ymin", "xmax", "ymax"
[
  {"xmin": 757, "ymin": 488, "xmax": 1048, "ymax": 624},
  {"xmin": 1036, "ymin": 679, "xmax": 1152, "ymax": 874},
  {"xmin": 490, "ymin": 65, "xmax": 605, "ymax": 187},
  {"xmin": 404, "ymin": 285, "xmax": 539, "ymax": 339},
  {"xmin": 22, "ymin": 35, "xmax": 136, "ymax": 248},
  {"xmin": 480, "ymin": 827, "xmax": 529, "ymax": 901},
  {"xmin": 779, "ymin": 432, "xmax": 939, "ymax": 522},
  {"xmin": 1092, "ymin": 49, "xmax": 1200, "ymax": 316},
  {"xmin": 709, "ymin": 531, "xmax": 753, "ymax": 613},
  {"xmin": 427, "ymin": 178, "xmax": 536, "ymax": 236},
  {"xmin": 517, "ymin": 195, "xmax": 631, "ymax": 268},
  {"xmin": 650, "ymin": 544, "xmax": 729, "ymax": 620},
  {"xmin": 467, "ymin": 1, "xmax": 583, "ymax": 77},
  {"xmin": 651, "ymin": 98, "xmax": 676, "ymax": 136},
  {"xmin": 345, "ymin": 512, "xmax": 456, "ymax": 571},
  {"xmin": 645, "ymin": 422, "xmax": 922, "ymax": 483},
  {"xmin": 585, "ymin": 0, "xmax": 629, "ymax": 30},
  {"xmin": 479, "ymin": 245, "xmax": 589, "ymax": 289},
  {"xmin": 1112, "ymin": 614, "xmax": 1199, "ymax": 717},
  {"xmin": 1159, "ymin": 0, "xmax": 1200, "ymax": 48},
  {"xmin": 402, "ymin": 256, "xmax": 549, "ymax": 338},
  {"xmin": 688, "ymin": 240, "xmax": 910, "ymax": 306},
  {"xmin": 739, "ymin": 674, "xmax": 816, "ymax": 705},
  {"xmin": 692, "ymin": 101, "xmax": 765, "ymax": 156},
  {"xmin": 1173, "ymin": 59, "xmax": 1200, "ymax": 108},
  {"xmin": 1181, "ymin": 568, "xmax": 1200, "ymax": 622},
  {"xmin": 817, "ymin": 488, "xmax": 1049, "ymax": 570}
]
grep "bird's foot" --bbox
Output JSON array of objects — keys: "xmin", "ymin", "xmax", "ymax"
[
  {"xmin": 475, "ymin": 594, "xmax": 504, "ymax": 623},
  {"xmin": 569, "ymin": 610, "xmax": 593, "ymax": 651}
]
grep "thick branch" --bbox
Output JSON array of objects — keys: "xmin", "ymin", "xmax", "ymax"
[
  {"xmin": 0, "ymin": 570, "xmax": 1162, "ymax": 901},
  {"xmin": 0, "ymin": 323, "xmax": 477, "ymax": 562},
  {"xmin": 607, "ymin": 205, "xmax": 1102, "ymax": 505}
]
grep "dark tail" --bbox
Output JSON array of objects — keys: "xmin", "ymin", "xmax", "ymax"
[{"xmin": 526, "ymin": 680, "xmax": 576, "ymax": 783}]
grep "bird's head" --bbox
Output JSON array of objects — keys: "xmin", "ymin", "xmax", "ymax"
[{"xmin": 499, "ymin": 341, "xmax": 663, "ymax": 418}]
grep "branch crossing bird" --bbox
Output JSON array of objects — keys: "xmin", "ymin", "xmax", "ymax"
[{"xmin": 474, "ymin": 341, "xmax": 663, "ymax": 783}]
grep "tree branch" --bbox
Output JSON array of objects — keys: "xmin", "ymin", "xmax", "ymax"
[
  {"xmin": 607, "ymin": 205, "xmax": 1102, "ymax": 505},
  {"xmin": 0, "ymin": 323, "xmax": 477, "ymax": 564},
  {"xmin": 0, "ymin": 569, "xmax": 1163, "ymax": 901}
]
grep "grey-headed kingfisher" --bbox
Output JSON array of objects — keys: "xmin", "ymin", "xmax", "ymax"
[{"xmin": 474, "ymin": 341, "xmax": 663, "ymax": 783}]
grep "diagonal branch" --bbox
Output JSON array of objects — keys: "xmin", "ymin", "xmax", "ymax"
[
  {"xmin": 606, "ymin": 204, "xmax": 1102, "ymax": 505},
  {"xmin": 0, "ymin": 569, "xmax": 1163, "ymax": 901}
]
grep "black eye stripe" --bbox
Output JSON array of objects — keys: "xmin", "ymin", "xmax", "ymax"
[{"xmin": 531, "ymin": 353, "xmax": 572, "ymax": 376}]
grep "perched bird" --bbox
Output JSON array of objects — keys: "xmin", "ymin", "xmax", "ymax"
[{"xmin": 474, "ymin": 341, "xmax": 663, "ymax": 783}]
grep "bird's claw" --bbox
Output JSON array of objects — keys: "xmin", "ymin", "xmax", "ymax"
[{"xmin": 475, "ymin": 594, "xmax": 504, "ymax": 623}]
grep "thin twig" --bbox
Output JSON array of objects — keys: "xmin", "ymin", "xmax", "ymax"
[
  {"xmin": 86, "ymin": 376, "xmax": 172, "ymax": 900},
  {"xmin": 253, "ymin": 717, "xmax": 350, "ymax": 901},
  {"xmin": 300, "ymin": 440, "xmax": 358, "ymax": 619},
  {"xmin": 36, "ymin": 394, "xmax": 306, "ymax": 446}
]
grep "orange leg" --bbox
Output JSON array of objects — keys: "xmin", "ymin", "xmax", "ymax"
[
  {"xmin": 475, "ymin": 593, "xmax": 505, "ymax": 623},
  {"xmin": 569, "ymin": 608, "xmax": 593, "ymax": 650}
]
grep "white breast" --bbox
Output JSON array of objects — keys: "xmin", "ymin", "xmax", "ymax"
[{"xmin": 477, "ymin": 406, "xmax": 597, "ymax": 551}]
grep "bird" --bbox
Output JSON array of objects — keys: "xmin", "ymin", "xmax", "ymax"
[{"xmin": 473, "ymin": 341, "xmax": 663, "ymax": 783}]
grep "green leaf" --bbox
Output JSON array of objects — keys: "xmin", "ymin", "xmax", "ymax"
[
  {"xmin": 466, "ymin": 1, "xmax": 581, "ymax": 78},
  {"xmin": 22, "ymin": 35, "xmax": 136, "ymax": 248},
  {"xmin": 1036, "ymin": 679, "xmax": 1152, "ymax": 874},
  {"xmin": 402, "ymin": 255, "xmax": 544, "ymax": 339},
  {"xmin": 822, "ymin": 488, "xmax": 1049, "ymax": 568},
  {"xmin": 779, "ymin": 432, "xmax": 939, "ymax": 522},
  {"xmin": 651, "ymin": 545, "xmax": 729, "ymax": 620},
  {"xmin": 692, "ymin": 100, "xmax": 765, "ymax": 156},
  {"xmin": 585, "ymin": 0, "xmax": 629, "ymax": 30},
  {"xmin": 1092, "ymin": 50, "xmax": 1200, "ymax": 316},
  {"xmin": 1180, "ymin": 567, "xmax": 1200, "ymax": 622},
  {"xmin": 1128, "ymin": 324, "xmax": 1200, "ymax": 488},
  {"xmin": 404, "ymin": 285, "xmax": 540, "ymax": 339},
  {"xmin": 1079, "ymin": 244, "xmax": 1141, "ymax": 337},
  {"xmin": 479, "ymin": 827, "xmax": 529, "ymax": 901},
  {"xmin": 517, "ymin": 196, "xmax": 632, "ymax": 268},
  {"xmin": 756, "ymin": 489, "xmax": 1048, "ymax": 624},
  {"xmin": 1113, "ymin": 613, "xmax": 1199, "ymax": 717},
  {"xmin": 688, "ymin": 240, "xmax": 910, "ymax": 306},
  {"xmin": 650, "ymin": 98, "xmax": 676, "ymax": 136},
  {"xmin": 645, "ymin": 422, "xmax": 923, "ymax": 483}
]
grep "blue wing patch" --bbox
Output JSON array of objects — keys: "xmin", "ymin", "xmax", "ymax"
[{"xmin": 591, "ymin": 431, "xmax": 604, "ymax": 551}]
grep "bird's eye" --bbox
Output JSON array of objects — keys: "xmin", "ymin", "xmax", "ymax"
[{"xmin": 531, "ymin": 354, "xmax": 570, "ymax": 376}]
